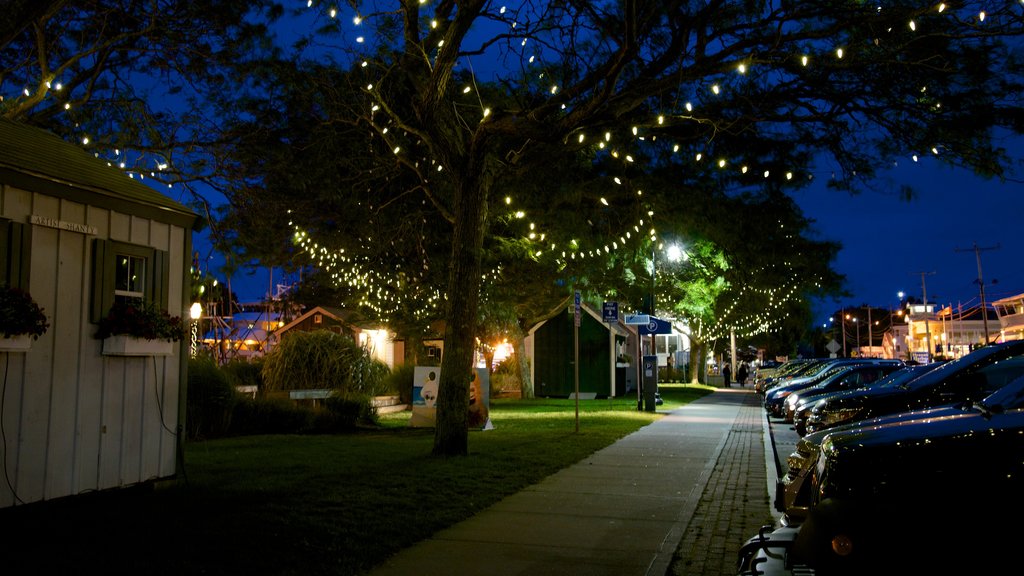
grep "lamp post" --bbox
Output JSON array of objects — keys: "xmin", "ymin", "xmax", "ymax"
[
  {"xmin": 190, "ymin": 301, "xmax": 203, "ymax": 357},
  {"xmin": 853, "ymin": 317, "xmax": 860, "ymax": 357},
  {"xmin": 842, "ymin": 309, "xmax": 848, "ymax": 357}
]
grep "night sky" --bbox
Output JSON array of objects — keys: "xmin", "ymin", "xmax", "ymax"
[{"xmin": 795, "ymin": 138, "xmax": 1023, "ymax": 322}]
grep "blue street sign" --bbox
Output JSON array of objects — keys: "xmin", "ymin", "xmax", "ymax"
[
  {"xmin": 602, "ymin": 301, "xmax": 618, "ymax": 323},
  {"xmin": 624, "ymin": 313, "xmax": 650, "ymax": 325},
  {"xmin": 639, "ymin": 316, "xmax": 672, "ymax": 335}
]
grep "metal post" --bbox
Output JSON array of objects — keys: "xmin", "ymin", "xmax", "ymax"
[
  {"xmin": 841, "ymin": 308, "xmax": 847, "ymax": 357},
  {"xmin": 917, "ymin": 271, "xmax": 935, "ymax": 363}
]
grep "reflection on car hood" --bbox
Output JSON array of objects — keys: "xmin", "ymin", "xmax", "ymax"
[
  {"xmin": 801, "ymin": 403, "xmax": 967, "ymax": 445},
  {"xmin": 823, "ymin": 407, "xmax": 1024, "ymax": 451}
]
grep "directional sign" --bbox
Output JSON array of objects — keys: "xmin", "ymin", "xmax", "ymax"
[
  {"xmin": 826, "ymin": 339, "xmax": 841, "ymax": 354},
  {"xmin": 574, "ymin": 291, "xmax": 581, "ymax": 327},
  {"xmin": 624, "ymin": 313, "xmax": 650, "ymax": 325},
  {"xmin": 602, "ymin": 301, "xmax": 619, "ymax": 323},
  {"xmin": 639, "ymin": 316, "xmax": 672, "ymax": 335}
]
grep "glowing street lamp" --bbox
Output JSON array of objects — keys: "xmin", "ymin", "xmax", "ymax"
[{"xmin": 190, "ymin": 301, "xmax": 203, "ymax": 357}]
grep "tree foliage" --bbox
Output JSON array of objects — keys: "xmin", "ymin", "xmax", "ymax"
[{"xmin": 4, "ymin": 1, "xmax": 1023, "ymax": 455}]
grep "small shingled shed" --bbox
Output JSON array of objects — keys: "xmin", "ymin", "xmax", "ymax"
[
  {"xmin": 0, "ymin": 118, "xmax": 199, "ymax": 508},
  {"xmin": 525, "ymin": 297, "xmax": 637, "ymax": 398}
]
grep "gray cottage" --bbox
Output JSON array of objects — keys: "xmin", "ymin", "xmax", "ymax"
[{"xmin": 1, "ymin": 119, "xmax": 198, "ymax": 508}]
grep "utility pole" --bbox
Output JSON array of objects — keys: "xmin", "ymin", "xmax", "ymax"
[
  {"xmin": 955, "ymin": 243, "xmax": 1000, "ymax": 345},
  {"xmin": 913, "ymin": 271, "xmax": 936, "ymax": 363},
  {"xmin": 867, "ymin": 306, "xmax": 872, "ymax": 357}
]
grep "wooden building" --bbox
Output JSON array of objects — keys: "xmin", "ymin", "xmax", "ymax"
[
  {"xmin": 0, "ymin": 119, "xmax": 198, "ymax": 508},
  {"xmin": 524, "ymin": 297, "xmax": 637, "ymax": 397}
]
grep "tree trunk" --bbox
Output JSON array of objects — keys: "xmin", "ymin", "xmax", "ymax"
[
  {"xmin": 513, "ymin": 330, "xmax": 534, "ymax": 399},
  {"xmin": 433, "ymin": 177, "xmax": 489, "ymax": 456},
  {"xmin": 689, "ymin": 340, "xmax": 705, "ymax": 385}
]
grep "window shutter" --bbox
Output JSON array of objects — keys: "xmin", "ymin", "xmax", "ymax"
[
  {"xmin": 1, "ymin": 219, "xmax": 31, "ymax": 290},
  {"xmin": 91, "ymin": 238, "xmax": 113, "ymax": 322},
  {"xmin": 148, "ymin": 249, "xmax": 169, "ymax": 309}
]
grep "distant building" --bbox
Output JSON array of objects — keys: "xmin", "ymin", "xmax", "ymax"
[{"xmin": 992, "ymin": 292, "xmax": 1024, "ymax": 341}]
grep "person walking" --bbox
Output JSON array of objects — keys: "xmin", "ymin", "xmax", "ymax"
[
  {"xmin": 722, "ymin": 362, "xmax": 732, "ymax": 388},
  {"xmin": 737, "ymin": 362, "xmax": 749, "ymax": 387}
]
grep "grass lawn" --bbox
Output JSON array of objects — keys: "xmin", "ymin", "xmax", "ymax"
[{"xmin": 2, "ymin": 383, "xmax": 713, "ymax": 576}]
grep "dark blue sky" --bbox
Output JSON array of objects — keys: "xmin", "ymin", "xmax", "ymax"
[{"xmin": 795, "ymin": 140, "xmax": 1023, "ymax": 323}]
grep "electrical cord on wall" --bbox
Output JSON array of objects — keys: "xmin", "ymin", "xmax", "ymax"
[
  {"xmin": 152, "ymin": 355, "xmax": 188, "ymax": 486},
  {"xmin": 1, "ymin": 353, "xmax": 25, "ymax": 505}
]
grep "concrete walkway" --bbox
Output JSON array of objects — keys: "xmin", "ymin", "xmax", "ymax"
[{"xmin": 369, "ymin": 389, "xmax": 775, "ymax": 576}]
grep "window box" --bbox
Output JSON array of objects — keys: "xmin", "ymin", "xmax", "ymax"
[
  {"xmin": 102, "ymin": 335, "xmax": 174, "ymax": 357},
  {"xmin": 0, "ymin": 334, "xmax": 33, "ymax": 353}
]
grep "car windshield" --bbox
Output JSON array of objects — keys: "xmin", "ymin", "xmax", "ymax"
[
  {"xmin": 875, "ymin": 363, "xmax": 944, "ymax": 389},
  {"xmin": 899, "ymin": 343, "xmax": 1024, "ymax": 392},
  {"xmin": 977, "ymin": 372, "xmax": 1024, "ymax": 412}
]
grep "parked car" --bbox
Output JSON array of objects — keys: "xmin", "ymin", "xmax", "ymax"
[
  {"xmin": 783, "ymin": 362, "xmax": 904, "ymax": 426},
  {"xmin": 764, "ymin": 359, "xmax": 900, "ymax": 418},
  {"xmin": 755, "ymin": 358, "xmax": 822, "ymax": 394},
  {"xmin": 804, "ymin": 340, "xmax": 1024, "ymax": 435},
  {"xmin": 739, "ymin": 373, "xmax": 1024, "ymax": 575},
  {"xmin": 789, "ymin": 363, "xmax": 942, "ymax": 436},
  {"xmin": 780, "ymin": 367, "xmax": 1024, "ymax": 518}
]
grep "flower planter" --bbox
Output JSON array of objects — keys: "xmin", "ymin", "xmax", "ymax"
[
  {"xmin": 0, "ymin": 334, "xmax": 33, "ymax": 353},
  {"xmin": 102, "ymin": 335, "xmax": 174, "ymax": 356}
]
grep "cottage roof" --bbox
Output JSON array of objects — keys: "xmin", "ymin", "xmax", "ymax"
[{"xmin": 0, "ymin": 119, "xmax": 198, "ymax": 229}]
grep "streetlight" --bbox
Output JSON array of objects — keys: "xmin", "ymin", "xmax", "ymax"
[
  {"xmin": 190, "ymin": 301, "xmax": 203, "ymax": 357},
  {"xmin": 842, "ymin": 310, "xmax": 848, "ymax": 357},
  {"xmin": 852, "ymin": 317, "xmax": 860, "ymax": 357}
]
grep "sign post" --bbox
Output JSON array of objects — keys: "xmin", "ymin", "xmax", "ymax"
[{"xmin": 574, "ymin": 291, "xmax": 581, "ymax": 432}]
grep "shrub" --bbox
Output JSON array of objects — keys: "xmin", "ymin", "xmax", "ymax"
[
  {"xmin": 384, "ymin": 363, "xmax": 415, "ymax": 404},
  {"xmin": 262, "ymin": 329, "xmax": 390, "ymax": 397},
  {"xmin": 222, "ymin": 358, "xmax": 264, "ymax": 391},
  {"xmin": 319, "ymin": 395, "xmax": 378, "ymax": 430},
  {"xmin": 230, "ymin": 396, "xmax": 314, "ymax": 435},
  {"xmin": 187, "ymin": 356, "xmax": 238, "ymax": 439}
]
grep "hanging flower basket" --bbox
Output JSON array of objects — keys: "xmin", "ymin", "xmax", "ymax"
[
  {"xmin": 96, "ymin": 299, "xmax": 184, "ymax": 357},
  {"xmin": 0, "ymin": 285, "xmax": 49, "ymax": 353}
]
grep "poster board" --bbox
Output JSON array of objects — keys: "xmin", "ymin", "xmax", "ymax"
[{"xmin": 409, "ymin": 366, "xmax": 493, "ymax": 429}]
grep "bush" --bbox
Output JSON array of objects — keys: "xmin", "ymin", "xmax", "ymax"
[
  {"xmin": 261, "ymin": 330, "xmax": 390, "ymax": 396},
  {"xmin": 384, "ymin": 362, "xmax": 415, "ymax": 405},
  {"xmin": 319, "ymin": 395, "xmax": 378, "ymax": 430},
  {"xmin": 230, "ymin": 396, "xmax": 314, "ymax": 435},
  {"xmin": 187, "ymin": 356, "xmax": 238, "ymax": 439},
  {"xmin": 222, "ymin": 358, "xmax": 264, "ymax": 391},
  {"xmin": 347, "ymin": 353, "xmax": 392, "ymax": 397}
]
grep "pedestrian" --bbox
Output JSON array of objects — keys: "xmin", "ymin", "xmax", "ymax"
[
  {"xmin": 737, "ymin": 362, "xmax": 749, "ymax": 387},
  {"xmin": 722, "ymin": 362, "xmax": 732, "ymax": 388}
]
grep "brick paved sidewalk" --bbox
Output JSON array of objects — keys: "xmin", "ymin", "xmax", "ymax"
[{"xmin": 667, "ymin": 391, "xmax": 777, "ymax": 576}]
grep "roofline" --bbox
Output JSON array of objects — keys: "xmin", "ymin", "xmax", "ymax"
[{"xmin": 0, "ymin": 166, "xmax": 199, "ymax": 230}]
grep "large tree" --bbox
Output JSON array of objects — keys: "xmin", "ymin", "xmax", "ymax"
[
  {"xmin": 5, "ymin": 2, "xmax": 1023, "ymax": 457},
  {"xmin": 298, "ymin": 1, "xmax": 1021, "ymax": 455}
]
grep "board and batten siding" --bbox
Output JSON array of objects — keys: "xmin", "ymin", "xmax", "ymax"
[{"xmin": 1, "ymin": 184, "xmax": 187, "ymax": 508}]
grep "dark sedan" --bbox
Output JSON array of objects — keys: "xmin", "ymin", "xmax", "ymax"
[
  {"xmin": 739, "ymin": 372, "xmax": 1024, "ymax": 575},
  {"xmin": 783, "ymin": 362, "xmax": 904, "ymax": 426},
  {"xmin": 804, "ymin": 340, "xmax": 1024, "ymax": 435},
  {"xmin": 764, "ymin": 359, "xmax": 900, "ymax": 418}
]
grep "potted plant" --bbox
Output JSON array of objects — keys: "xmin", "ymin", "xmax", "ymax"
[
  {"xmin": 96, "ymin": 298, "xmax": 184, "ymax": 356},
  {"xmin": 0, "ymin": 285, "xmax": 49, "ymax": 352}
]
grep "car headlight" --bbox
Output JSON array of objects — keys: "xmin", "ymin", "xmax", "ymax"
[{"xmin": 786, "ymin": 394, "xmax": 800, "ymax": 407}]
